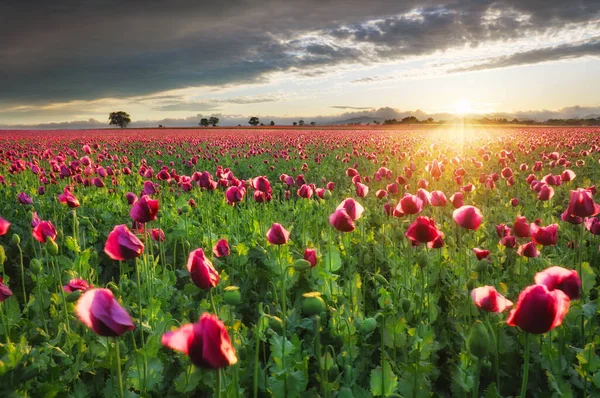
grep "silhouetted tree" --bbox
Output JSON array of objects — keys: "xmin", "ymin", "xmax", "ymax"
[
  {"xmin": 310, "ymin": 121, "xmax": 316, "ymax": 126},
  {"xmin": 249, "ymin": 116, "xmax": 260, "ymax": 126},
  {"xmin": 109, "ymin": 111, "xmax": 131, "ymax": 128},
  {"xmin": 269, "ymin": 120, "xmax": 275, "ymax": 126},
  {"xmin": 293, "ymin": 122, "xmax": 297, "ymax": 126},
  {"xmin": 298, "ymin": 120, "xmax": 305, "ymax": 126},
  {"xmin": 199, "ymin": 118, "xmax": 209, "ymax": 127},
  {"xmin": 209, "ymin": 116, "xmax": 220, "ymax": 127}
]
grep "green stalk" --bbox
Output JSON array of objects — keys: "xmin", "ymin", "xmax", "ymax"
[
  {"xmin": 314, "ymin": 315, "xmax": 325, "ymax": 397},
  {"xmin": 253, "ymin": 317, "xmax": 264, "ymax": 398},
  {"xmin": 472, "ymin": 358, "xmax": 482, "ymax": 398},
  {"xmin": 17, "ymin": 243, "xmax": 26, "ymax": 305},
  {"xmin": 520, "ymin": 333, "xmax": 530, "ymax": 398},
  {"xmin": 280, "ymin": 246, "xmax": 288, "ymax": 398},
  {"xmin": 216, "ymin": 368, "xmax": 222, "ymax": 398},
  {"xmin": 0, "ymin": 303, "xmax": 9, "ymax": 344},
  {"xmin": 114, "ymin": 338, "xmax": 124, "ymax": 398},
  {"xmin": 210, "ymin": 288, "xmax": 218, "ymax": 315}
]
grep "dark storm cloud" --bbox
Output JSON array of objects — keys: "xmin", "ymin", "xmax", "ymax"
[
  {"xmin": 448, "ymin": 38, "xmax": 600, "ymax": 73},
  {"xmin": 1, "ymin": 0, "xmax": 599, "ymax": 106}
]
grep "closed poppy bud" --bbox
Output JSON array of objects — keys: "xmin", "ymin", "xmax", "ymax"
[
  {"xmin": 417, "ymin": 251, "xmax": 429, "ymax": 268},
  {"xmin": 266, "ymin": 315, "xmax": 283, "ymax": 333},
  {"xmin": 266, "ymin": 223, "xmax": 290, "ymax": 245},
  {"xmin": 66, "ymin": 290, "xmax": 83, "ymax": 303},
  {"xmin": 468, "ymin": 321, "xmax": 490, "ymax": 359},
  {"xmin": 401, "ymin": 298, "xmax": 412, "ymax": 313},
  {"xmin": 467, "ymin": 278, "xmax": 477, "ymax": 290},
  {"xmin": 453, "ymin": 206, "xmax": 483, "ymax": 230},
  {"xmin": 507, "ymin": 284, "xmax": 570, "ymax": 334},
  {"xmin": 187, "ymin": 249, "xmax": 219, "ymax": 290},
  {"xmin": 303, "ymin": 248, "xmax": 317, "ymax": 267},
  {"xmin": 104, "ymin": 225, "xmax": 144, "ymax": 260},
  {"xmin": 374, "ymin": 274, "xmax": 389, "ymax": 286},
  {"xmin": 359, "ymin": 317, "xmax": 378, "ymax": 335},
  {"xmin": 11, "ymin": 233, "xmax": 20, "ymax": 246},
  {"xmin": 223, "ymin": 286, "xmax": 241, "ymax": 306},
  {"xmin": 293, "ymin": 259, "xmax": 312, "ymax": 271},
  {"xmin": 30, "ymin": 259, "xmax": 42, "ymax": 274},
  {"xmin": 76, "ymin": 288, "xmax": 135, "ymax": 336},
  {"xmin": 476, "ymin": 259, "xmax": 488, "ymax": 272},
  {"xmin": 0, "ymin": 246, "xmax": 5, "ymax": 266},
  {"xmin": 302, "ymin": 292, "xmax": 326, "ymax": 316},
  {"xmin": 46, "ymin": 237, "xmax": 59, "ymax": 256},
  {"xmin": 161, "ymin": 313, "xmax": 237, "ymax": 368},
  {"xmin": 535, "ymin": 266, "xmax": 581, "ymax": 300}
]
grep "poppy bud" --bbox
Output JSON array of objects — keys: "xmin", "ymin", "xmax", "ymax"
[
  {"xmin": 467, "ymin": 321, "xmax": 490, "ymax": 359},
  {"xmin": 302, "ymin": 292, "xmax": 326, "ymax": 316},
  {"xmin": 266, "ymin": 314, "xmax": 283, "ymax": 333},
  {"xmin": 293, "ymin": 259, "xmax": 312, "ymax": 271},
  {"xmin": 223, "ymin": 286, "xmax": 241, "ymax": 306},
  {"xmin": 401, "ymin": 298, "xmax": 412, "ymax": 313},
  {"xmin": 66, "ymin": 290, "xmax": 83, "ymax": 303},
  {"xmin": 30, "ymin": 259, "xmax": 42, "ymax": 274},
  {"xmin": 359, "ymin": 317, "xmax": 378, "ymax": 335},
  {"xmin": 0, "ymin": 246, "xmax": 5, "ymax": 266},
  {"xmin": 11, "ymin": 233, "xmax": 20, "ymax": 246},
  {"xmin": 374, "ymin": 274, "xmax": 389, "ymax": 286},
  {"xmin": 180, "ymin": 204, "xmax": 191, "ymax": 214},
  {"xmin": 46, "ymin": 237, "xmax": 59, "ymax": 256},
  {"xmin": 476, "ymin": 259, "xmax": 489, "ymax": 273},
  {"xmin": 467, "ymin": 278, "xmax": 477, "ymax": 290}
]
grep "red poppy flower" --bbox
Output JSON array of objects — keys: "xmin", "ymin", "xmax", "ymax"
[
  {"xmin": 187, "ymin": 248, "xmax": 219, "ymax": 289},
  {"xmin": 130, "ymin": 195, "xmax": 159, "ymax": 223},
  {"xmin": 32, "ymin": 221, "xmax": 57, "ymax": 243},
  {"xmin": 0, "ymin": 217, "xmax": 10, "ymax": 236},
  {"xmin": 266, "ymin": 223, "xmax": 290, "ymax": 245},
  {"xmin": 58, "ymin": 187, "xmax": 80, "ymax": 208},
  {"xmin": 104, "ymin": 224, "xmax": 144, "ymax": 261},
  {"xmin": 213, "ymin": 239, "xmax": 230, "ymax": 257},
  {"xmin": 0, "ymin": 278, "xmax": 13, "ymax": 302},
  {"xmin": 473, "ymin": 248, "xmax": 490, "ymax": 260},
  {"xmin": 405, "ymin": 216, "xmax": 442, "ymax": 243},
  {"xmin": 500, "ymin": 235, "xmax": 517, "ymax": 248},
  {"xmin": 534, "ymin": 266, "xmax": 581, "ymax": 300},
  {"xmin": 76, "ymin": 288, "xmax": 135, "ymax": 336},
  {"xmin": 297, "ymin": 184, "xmax": 314, "ymax": 198},
  {"xmin": 151, "ymin": 228, "xmax": 166, "ymax": 242},
  {"xmin": 161, "ymin": 313, "xmax": 237, "ymax": 368},
  {"xmin": 471, "ymin": 286, "xmax": 512, "ymax": 313},
  {"xmin": 453, "ymin": 206, "xmax": 483, "ymax": 230},
  {"xmin": 63, "ymin": 278, "xmax": 91, "ymax": 293},
  {"xmin": 336, "ymin": 198, "xmax": 364, "ymax": 220},
  {"xmin": 565, "ymin": 188, "xmax": 600, "ymax": 217},
  {"xmin": 355, "ymin": 182, "xmax": 369, "ymax": 198},
  {"xmin": 507, "ymin": 284, "xmax": 570, "ymax": 334},
  {"xmin": 304, "ymin": 248, "xmax": 317, "ymax": 267},
  {"xmin": 517, "ymin": 241, "xmax": 539, "ymax": 258},
  {"xmin": 585, "ymin": 217, "xmax": 600, "ymax": 235},
  {"xmin": 513, "ymin": 216, "xmax": 530, "ymax": 238},
  {"xmin": 329, "ymin": 209, "xmax": 355, "ymax": 232},
  {"xmin": 430, "ymin": 191, "xmax": 447, "ymax": 207},
  {"xmin": 395, "ymin": 194, "xmax": 423, "ymax": 216},
  {"xmin": 530, "ymin": 223, "xmax": 558, "ymax": 246}
]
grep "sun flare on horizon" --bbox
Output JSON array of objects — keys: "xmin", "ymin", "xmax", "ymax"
[{"xmin": 454, "ymin": 99, "xmax": 472, "ymax": 115}]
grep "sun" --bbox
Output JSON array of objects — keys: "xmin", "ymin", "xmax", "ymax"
[{"xmin": 455, "ymin": 99, "xmax": 472, "ymax": 115}]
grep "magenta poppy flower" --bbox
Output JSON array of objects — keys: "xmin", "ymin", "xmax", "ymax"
[
  {"xmin": 355, "ymin": 182, "xmax": 369, "ymax": 198},
  {"xmin": 336, "ymin": 198, "xmax": 364, "ymax": 220},
  {"xmin": 32, "ymin": 221, "xmax": 57, "ymax": 243},
  {"xmin": 0, "ymin": 278, "xmax": 13, "ymax": 302},
  {"xmin": 17, "ymin": 192, "xmax": 33, "ymax": 205},
  {"xmin": 0, "ymin": 217, "xmax": 10, "ymax": 236},
  {"xmin": 252, "ymin": 176, "xmax": 272, "ymax": 193},
  {"xmin": 130, "ymin": 195, "xmax": 159, "ymax": 224},
  {"xmin": 453, "ymin": 206, "xmax": 483, "ymax": 230},
  {"xmin": 495, "ymin": 223, "xmax": 511, "ymax": 238},
  {"xmin": 266, "ymin": 223, "xmax": 290, "ymax": 245},
  {"xmin": 449, "ymin": 192, "xmax": 464, "ymax": 208},
  {"xmin": 213, "ymin": 239, "xmax": 230, "ymax": 257},
  {"xmin": 530, "ymin": 223, "xmax": 558, "ymax": 246},
  {"xmin": 58, "ymin": 187, "xmax": 80, "ymax": 208},
  {"xmin": 76, "ymin": 288, "xmax": 135, "ymax": 336},
  {"xmin": 162, "ymin": 313, "xmax": 237, "ymax": 368},
  {"xmin": 395, "ymin": 194, "xmax": 423, "ymax": 216},
  {"xmin": 304, "ymin": 248, "xmax": 317, "ymax": 267},
  {"xmin": 297, "ymin": 184, "xmax": 314, "ymax": 199},
  {"xmin": 585, "ymin": 217, "xmax": 600, "ymax": 235},
  {"xmin": 564, "ymin": 188, "xmax": 600, "ymax": 217},
  {"xmin": 513, "ymin": 216, "xmax": 530, "ymax": 238},
  {"xmin": 104, "ymin": 224, "xmax": 144, "ymax": 260},
  {"xmin": 500, "ymin": 235, "xmax": 517, "ymax": 248},
  {"xmin": 517, "ymin": 241, "xmax": 540, "ymax": 258},
  {"xmin": 63, "ymin": 278, "xmax": 91, "ymax": 293},
  {"xmin": 330, "ymin": 209, "xmax": 355, "ymax": 232},
  {"xmin": 537, "ymin": 184, "xmax": 554, "ymax": 201},
  {"xmin": 534, "ymin": 266, "xmax": 581, "ymax": 300},
  {"xmin": 125, "ymin": 192, "xmax": 138, "ymax": 205},
  {"xmin": 187, "ymin": 249, "xmax": 219, "ymax": 289},
  {"xmin": 225, "ymin": 186, "xmax": 245, "ymax": 205},
  {"xmin": 471, "ymin": 286, "xmax": 513, "ymax": 313},
  {"xmin": 151, "ymin": 228, "xmax": 166, "ymax": 242},
  {"xmin": 507, "ymin": 284, "xmax": 570, "ymax": 334},
  {"xmin": 405, "ymin": 216, "xmax": 442, "ymax": 244},
  {"xmin": 430, "ymin": 191, "xmax": 447, "ymax": 207}
]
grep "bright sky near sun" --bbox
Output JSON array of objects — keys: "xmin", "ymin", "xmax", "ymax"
[{"xmin": 1, "ymin": 1, "xmax": 599, "ymax": 127}]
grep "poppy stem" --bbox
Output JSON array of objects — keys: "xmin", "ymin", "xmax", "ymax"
[
  {"xmin": 0, "ymin": 303, "xmax": 9, "ymax": 344},
  {"xmin": 472, "ymin": 357, "xmax": 482, "ymax": 398},
  {"xmin": 216, "ymin": 368, "xmax": 222, "ymax": 398},
  {"xmin": 113, "ymin": 338, "xmax": 124, "ymax": 398},
  {"xmin": 17, "ymin": 242, "xmax": 26, "ymax": 306},
  {"xmin": 314, "ymin": 315, "xmax": 325, "ymax": 397},
  {"xmin": 520, "ymin": 332, "xmax": 530, "ymax": 398},
  {"xmin": 279, "ymin": 245, "xmax": 288, "ymax": 398},
  {"xmin": 253, "ymin": 316, "xmax": 265, "ymax": 398}
]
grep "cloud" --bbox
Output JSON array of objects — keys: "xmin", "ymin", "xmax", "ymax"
[
  {"xmin": 1, "ymin": 0, "xmax": 599, "ymax": 108},
  {"xmin": 331, "ymin": 106, "xmax": 375, "ymax": 110},
  {"xmin": 449, "ymin": 37, "xmax": 600, "ymax": 72}
]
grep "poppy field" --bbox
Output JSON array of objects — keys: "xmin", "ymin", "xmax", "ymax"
[{"xmin": 0, "ymin": 126, "xmax": 599, "ymax": 397}]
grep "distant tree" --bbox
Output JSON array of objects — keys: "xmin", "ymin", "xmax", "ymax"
[
  {"xmin": 249, "ymin": 116, "xmax": 260, "ymax": 126},
  {"xmin": 426, "ymin": 117, "xmax": 434, "ymax": 123},
  {"xmin": 401, "ymin": 116, "xmax": 419, "ymax": 124},
  {"xmin": 238, "ymin": 124, "xmax": 242, "ymax": 127},
  {"xmin": 109, "ymin": 111, "xmax": 131, "ymax": 128},
  {"xmin": 293, "ymin": 122, "xmax": 298, "ymax": 126},
  {"xmin": 209, "ymin": 116, "xmax": 220, "ymax": 127},
  {"xmin": 158, "ymin": 124, "xmax": 164, "ymax": 128},
  {"xmin": 298, "ymin": 120, "xmax": 305, "ymax": 126},
  {"xmin": 373, "ymin": 120, "xmax": 380, "ymax": 125},
  {"xmin": 199, "ymin": 118, "xmax": 209, "ymax": 127},
  {"xmin": 269, "ymin": 120, "xmax": 275, "ymax": 126},
  {"xmin": 310, "ymin": 121, "xmax": 316, "ymax": 126}
]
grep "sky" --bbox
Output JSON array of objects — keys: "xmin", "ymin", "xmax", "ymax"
[{"xmin": 1, "ymin": 0, "xmax": 600, "ymax": 128}]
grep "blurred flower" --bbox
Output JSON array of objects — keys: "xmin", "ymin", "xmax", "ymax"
[
  {"xmin": 507, "ymin": 284, "xmax": 569, "ymax": 334},
  {"xmin": 266, "ymin": 223, "xmax": 290, "ymax": 245},
  {"xmin": 76, "ymin": 288, "xmax": 135, "ymax": 336},
  {"xmin": 187, "ymin": 249, "xmax": 219, "ymax": 289},
  {"xmin": 104, "ymin": 225, "xmax": 144, "ymax": 260},
  {"xmin": 471, "ymin": 286, "xmax": 512, "ymax": 313}
]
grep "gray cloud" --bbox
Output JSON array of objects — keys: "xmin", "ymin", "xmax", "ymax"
[
  {"xmin": 331, "ymin": 106, "xmax": 375, "ymax": 110},
  {"xmin": 449, "ymin": 38, "xmax": 600, "ymax": 72},
  {"xmin": 0, "ymin": 0, "xmax": 599, "ymax": 108}
]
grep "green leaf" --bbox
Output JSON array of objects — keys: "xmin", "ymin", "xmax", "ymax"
[
  {"xmin": 325, "ymin": 245, "xmax": 342, "ymax": 272},
  {"xmin": 370, "ymin": 360, "xmax": 398, "ymax": 396},
  {"xmin": 581, "ymin": 262, "xmax": 596, "ymax": 297}
]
